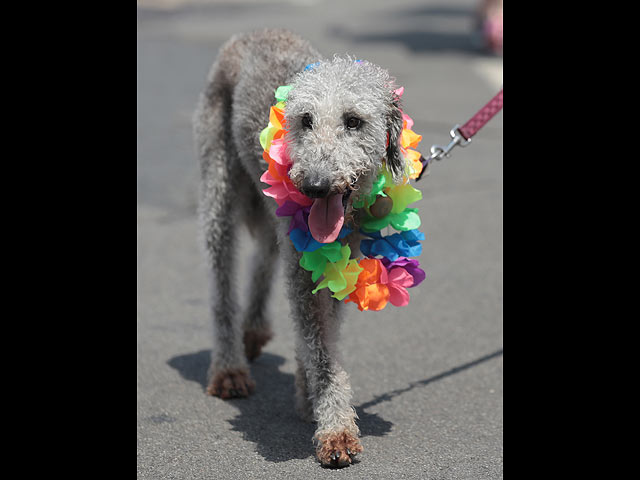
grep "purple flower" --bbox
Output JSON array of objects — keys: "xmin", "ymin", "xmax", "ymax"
[
  {"xmin": 381, "ymin": 257, "xmax": 425, "ymax": 288},
  {"xmin": 276, "ymin": 200, "xmax": 311, "ymax": 234}
]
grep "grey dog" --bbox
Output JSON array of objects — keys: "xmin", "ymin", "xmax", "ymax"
[{"xmin": 193, "ymin": 28, "xmax": 409, "ymax": 468}]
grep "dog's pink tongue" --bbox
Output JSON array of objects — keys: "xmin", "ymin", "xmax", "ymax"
[{"xmin": 308, "ymin": 194, "xmax": 344, "ymax": 243}]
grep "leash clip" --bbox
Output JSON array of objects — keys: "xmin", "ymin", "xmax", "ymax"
[{"xmin": 430, "ymin": 124, "xmax": 471, "ymax": 161}]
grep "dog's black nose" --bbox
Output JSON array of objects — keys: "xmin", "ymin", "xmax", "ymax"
[{"xmin": 300, "ymin": 177, "xmax": 331, "ymax": 198}]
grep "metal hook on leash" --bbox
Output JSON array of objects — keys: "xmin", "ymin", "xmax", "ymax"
[
  {"xmin": 415, "ymin": 88, "xmax": 503, "ymax": 182},
  {"xmin": 415, "ymin": 125, "xmax": 470, "ymax": 181},
  {"xmin": 429, "ymin": 124, "xmax": 471, "ymax": 162}
]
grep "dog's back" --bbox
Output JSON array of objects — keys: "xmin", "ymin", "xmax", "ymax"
[{"xmin": 195, "ymin": 29, "xmax": 321, "ymax": 185}]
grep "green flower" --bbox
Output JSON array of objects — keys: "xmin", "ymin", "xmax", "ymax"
[
  {"xmin": 299, "ymin": 242, "xmax": 343, "ymax": 282},
  {"xmin": 361, "ymin": 207, "xmax": 421, "ymax": 232},
  {"xmin": 352, "ymin": 168, "xmax": 393, "ymax": 209},
  {"xmin": 387, "ymin": 183, "xmax": 422, "ymax": 213},
  {"xmin": 275, "ymin": 85, "xmax": 292, "ymax": 103}
]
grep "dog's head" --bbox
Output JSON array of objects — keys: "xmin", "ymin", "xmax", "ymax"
[{"xmin": 284, "ymin": 57, "xmax": 406, "ymax": 243}]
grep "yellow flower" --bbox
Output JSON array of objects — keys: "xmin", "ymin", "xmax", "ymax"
[{"xmin": 331, "ymin": 260, "xmax": 364, "ymax": 301}]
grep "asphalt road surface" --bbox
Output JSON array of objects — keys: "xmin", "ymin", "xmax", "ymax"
[{"xmin": 137, "ymin": 1, "xmax": 503, "ymax": 478}]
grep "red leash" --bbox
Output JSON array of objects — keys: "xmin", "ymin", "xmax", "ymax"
[{"xmin": 416, "ymin": 88, "xmax": 503, "ymax": 181}]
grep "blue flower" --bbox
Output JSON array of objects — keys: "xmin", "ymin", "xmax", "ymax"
[
  {"xmin": 290, "ymin": 226, "xmax": 352, "ymax": 253},
  {"xmin": 360, "ymin": 229, "xmax": 425, "ymax": 261}
]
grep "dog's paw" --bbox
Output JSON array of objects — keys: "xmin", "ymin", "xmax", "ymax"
[
  {"xmin": 206, "ymin": 368, "xmax": 255, "ymax": 399},
  {"xmin": 316, "ymin": 430, "xmax": 363, "ymax": 468},
  {"xmin": 243, "ymin": 328, "xmax": 272, "ymax": 362}
]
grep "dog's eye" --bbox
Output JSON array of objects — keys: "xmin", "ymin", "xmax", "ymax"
[
  {"xmin": 301, "ymin": 114, "xmax": 313, "ymax": 129},
  {"xmin": 346, "ymin": 117, "xmax": 361, "ymax": 130}
]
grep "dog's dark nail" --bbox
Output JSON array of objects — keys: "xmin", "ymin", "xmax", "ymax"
[
  {"xmin": 346, "ymin": 448, "xmax": 351, "ymax": 456},
  {"xmin": 335, "ymin": 451, "xmax": 341, "ymax": 460}
]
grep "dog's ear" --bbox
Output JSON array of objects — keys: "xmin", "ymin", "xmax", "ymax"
[{"xmin": 386, "ymin": 98, "xmax": 405, "ymax": 183}]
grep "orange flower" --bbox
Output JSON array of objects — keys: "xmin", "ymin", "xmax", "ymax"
[
  {"xmin": 269, "ymin": 104, "xmax": 285, "ymax": 130},
  {"xmin": 403, "ymin": 148, "xmax": 423, "ymax": 179},
  {"xmin": 401, "ymin": 128, "xmax": 422, "ymax": 150},
  {"xmin": 345, "ymin": 258, "xmax": 390, "ymax": 311}
]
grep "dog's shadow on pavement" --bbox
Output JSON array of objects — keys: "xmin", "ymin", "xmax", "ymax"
[{"xmin": 167, "ymin": 350, "xmax": 393, "ymax": 463}]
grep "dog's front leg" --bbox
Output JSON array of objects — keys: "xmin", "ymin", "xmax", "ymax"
[{"xmin": 286, "ymin": 254, "xmax": 363, "ymax": 468}]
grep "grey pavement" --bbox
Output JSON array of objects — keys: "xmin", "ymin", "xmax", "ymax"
[{"xmin": 137, "ymin": 0, "xmax": 503, "ymax": 478}]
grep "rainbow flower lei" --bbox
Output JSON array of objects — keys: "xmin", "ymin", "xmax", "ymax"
[{"xmin": 260, "ymin": 84, "xmax": 426, "ymax": 311}]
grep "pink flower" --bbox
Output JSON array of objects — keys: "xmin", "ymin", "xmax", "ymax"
[
  {"xmin": 267, "ymin": 138, "xmax": 292, "ymax": 177},
  {"xmin": 260, "ymin": 138, "xmax": 312, "ymax": 207},
  {"xmin": 385, "ymin": 266, "xmax": 414, "ymax": 307}
]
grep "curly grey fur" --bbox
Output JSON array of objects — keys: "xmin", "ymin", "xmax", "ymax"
[{"xmin": 193, "ymin": 28, "xmax": 406, "ymax": 460}]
